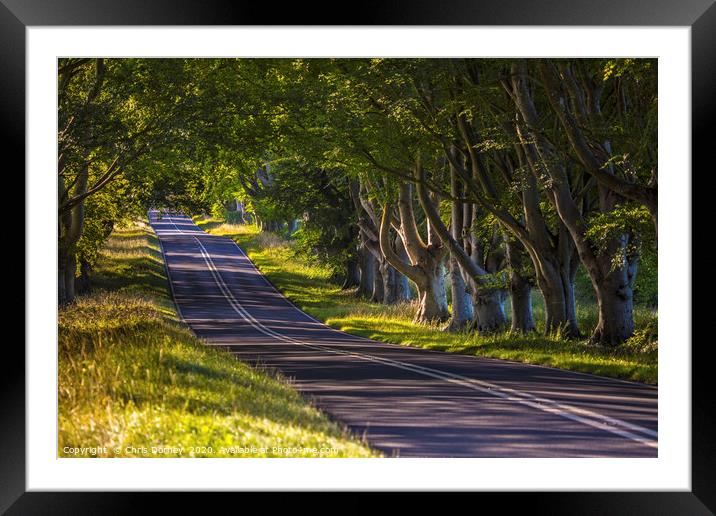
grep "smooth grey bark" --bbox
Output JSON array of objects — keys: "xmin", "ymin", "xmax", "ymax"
[
  {"xmin": 394, "ymin": 235, "xmax": 412, "ymax": 300},
  {"xmin": 287, "ymin": 219, "xmax": 299, "ymax": 236},
  {"xmin": 446, "ymin": 157, "xmax": 475, "ymax": 331},
  {"xmin": 505, "ymin": 238, "xmax": 535, "ymax": 333},
  {"xmin": 512, "ymin": 60, "xmax": 635, "ymax": 344},
  {"xmin": 446, "ymin": 256, "xmax": 474, "ymax": 331},
  {"xmin": 466, "ymin": 207, "xmax": 508, "ymax": 333},
  {"xmin": 471, "ymin": 290, "xmax": 506, "ymax": 333},
  {"xmin": 358, "ymin": 241, "xmax": 375, "ymax": 298},
  {"xmin": 380, "ymin": 256, "xmax": 410, "ymax": 304},
  {"xmin": 235, "ymin": 200, "xmax": 249, "ymax": 223},
  {"xmin": 415, "ymin": 155, "xmax": 506, "ymax": 332},
  {"xmin": 260, "ymin": 220, "xmax": 281, "ymax": 232},
  {"xmin": 449, "ymin": 113, "xmax": 580, "ymax": 337},
  {"xmin": 414, "ymin": 266, "xmax": 449, "ymax": 324},
  {"xmin": 378, "ymin": 182, "xmax": 449, "ymax": 324},
  {"xmin": 371, "ymin": 257, "xmax": 384, "ymax": 303},
  {"xmin": 354, "ymin": 179, "xmax": 412, "ymax": 305},
  {"xmin": 528, "ymin": 214, "xmax": 580, "ymax": 337},
  {"xmin": 589, "ymin": 188, "xmax": 638, "ymax": 345}
]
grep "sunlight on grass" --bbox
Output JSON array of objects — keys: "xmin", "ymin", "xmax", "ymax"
[
  {"xmin": 201, "ymin": 217, "xmax": 657, "ymax": 385},
  {"xmin": 58, "ymin": 219, "xmax": 379, "ymax": 458}
]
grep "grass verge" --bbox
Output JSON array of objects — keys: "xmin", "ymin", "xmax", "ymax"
[
  {"xmin": 197, "ymin": 218, "xmax": 658, "ymax": 385},
  {"xmin": 58, "ymin": 219, "xmax": 379, "ymax": 458}
]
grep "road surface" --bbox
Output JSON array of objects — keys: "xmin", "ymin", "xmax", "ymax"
[{"xmin": 149, "ymin": 211, "xmax": 658, "ymax": 458}]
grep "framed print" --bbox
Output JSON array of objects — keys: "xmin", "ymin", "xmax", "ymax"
[{"xmin": 6, "ymin": 0, "xmax": 713, "ymax": 511}]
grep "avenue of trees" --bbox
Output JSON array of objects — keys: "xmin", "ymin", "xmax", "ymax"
[{"xmin": 58, "ymin": 58, "xmax": 657, "ymax": 346}]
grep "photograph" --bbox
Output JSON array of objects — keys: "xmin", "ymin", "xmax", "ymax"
[
  {"xmin": 57, "ymin": 57, "xmax": 659, "ymax": 459},
  {"xmin": 6, "ymin": 2, "xmax": 711, "ymax": 508}
]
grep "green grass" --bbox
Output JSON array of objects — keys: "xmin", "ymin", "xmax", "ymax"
[
  {"xmin": 58, "ymin": 219, "xmax": 379, "ymax": 458},
  {"xmin": 197, "ymin": 217, "xmax": 658, "ymax": 385}
]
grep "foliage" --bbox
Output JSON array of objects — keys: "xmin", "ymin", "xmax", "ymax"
[
  {"xmin": 585, "ymin": 204, "xmax": 654, "ymax": 262},
  {"xmin": 634, "ymin": 245, "xmax": 658, "ymax": 307},
  {"xmin": 623, "ymin": 317, "xmax": 658, "ymax": 354},
  {"xmin": 202, "ymin": 219, "xmax": 658, "ymax": 384},
  {"xmin": 585, "ymin": 204, "xmax": 657, "ymax": 306},
  {"xmin": 59, "ymin": 57, "xmax": 658, "ymax": 342},
  {"xmin": 59, "ymin": 220, "xmax": 378, "ymax": 457}
]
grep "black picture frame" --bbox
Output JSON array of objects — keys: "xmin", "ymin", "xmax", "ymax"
[{"xmin": 6, "ymin": 0, "xmax": 711, "ymax": 511}]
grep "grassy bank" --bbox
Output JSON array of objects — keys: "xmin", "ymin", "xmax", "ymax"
[
  {"xmin": 197, "ymin": 218, "xmax": 658, "ymax": 385},
  {"xmin": 58, "ymin": 219, "xmax": 379, "ymax": 458}
]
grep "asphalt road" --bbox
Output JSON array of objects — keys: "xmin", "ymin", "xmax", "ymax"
[{"xmin": 149, "ymin": 211, "xmax": 658, "ymax": 458}]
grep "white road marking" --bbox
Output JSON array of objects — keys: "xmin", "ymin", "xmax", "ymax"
[
  {"xmin": 148, "ymin": 211, "xmax": 186, "ymax": 322},
  {"xmin": 167, "ymin": 214, "xmax": 184, "ymax": 234},
  {"xmin": 189, "ymin": 233, "xmax": 658, "ymax": 449},
  {"xmin": 221, "ymin": 225, "xmax": 656, "ymax": 390}
]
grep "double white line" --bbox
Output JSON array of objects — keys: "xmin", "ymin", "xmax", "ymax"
[{"xmin": 190, "ymin": 234, "xmax": 658, "ymax": 450}]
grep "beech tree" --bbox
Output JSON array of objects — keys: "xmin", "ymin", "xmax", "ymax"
[
  {"xmin": 57, "ymin": 58, "xmax": 268, "ymax": 302},
  {"xmin": 509, "ymin": 60, "xmax": 639, "ymax": 344},
  {"xmin": 376, "ymin": 181, "xmax": 448, "ymax": 323},
  {"xmin": 59, "ymin": 57, "xmax": 657, "ymax": 345},
  {"xmin": 539, "ymin": 59, "xmax": 658, "ymax": 233}
]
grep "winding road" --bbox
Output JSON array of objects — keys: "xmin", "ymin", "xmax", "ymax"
[{"xmin": 149, "ymin": 211, "xmax": 658, "ymax": 458}]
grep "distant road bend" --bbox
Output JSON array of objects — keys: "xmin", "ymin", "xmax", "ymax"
[{"xmin": 149, "ymin": 211, "xmax": 658, "ymax": 458}]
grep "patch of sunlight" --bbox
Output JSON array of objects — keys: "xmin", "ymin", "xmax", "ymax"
[
  {"xmin": 59, "ymin": 218, "xmax": 379, "ymax": 458},
  {"xmin": 207, "ymin": 219, "xmax": 657, "ymax": 385}
]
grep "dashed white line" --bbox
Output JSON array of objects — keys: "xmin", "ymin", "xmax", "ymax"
[{"xmin": 190, "ymin": 234, "xmax": 658, "ymax": 449}]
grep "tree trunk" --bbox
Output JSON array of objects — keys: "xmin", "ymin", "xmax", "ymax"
[
  {"xmin": 589, "ymin": 229, "xmax": 637, "ymax": 345},
  {"xmin": 415, "ymin": 270, "xmax": 449, "ymax": 324},
  {"xmin": 379, "ymin": 235, "xmax": 411, "ymax": 304},
  {"xmin": 396, "ymin": 272, "xmax": 411, "ymax": 301},
  {"xmin": 448, "ymin": 126, "xmax": 581, "ymax": 337},
  {"xmin": 446, "ymin": 177, "xmax": 474, "ymax": 332},
  {"xmin": 538, "ymin": 59, "xmax": 658, "ymax": 236},
  {"xmin": 506, "ymin": 238, "xmax": 535, "ymax": 333},
  {"xmin": 371, "ymin": 258, "xmax": 384, "ymax": 303},
  {"xmin": 341, "ymin": 258, "xmax": 360, "ymax": 290},
  {"xmin": 58, "ymin": 246, "xmax": 69, "ymax": 305},
  {"xmin": 287, "ymin": 219, "xmax": 298, "ymax": 236},
  {"xmin": 358, "ymin": 246, "xmax": 374, "ymax": 298},
  {"xmin": 380, "ymin": 260, "xmax": 411, "ymax": 304},
  {"xmin": 415, "ymin": 158, "xmax": 505, "ymax": 332},
  {"xmin": 446, "ymin": 256, "xmax": 474, "ymax": 331},
  {"xmin": 64, "ymin": 252, "xmax": 77, "ymax": 303},
  {"xmin": 58, "ymin": 175, "xmax": 86, "ymax": 304},
  {"xmin": 237, "ymin": 201, "xmax": 247, "ymax": 223},
  {"xmin": 470, "ymin": 288, "xmax": 506, "ymax": 333},
  {"xmin": 511, "ymin": 62, "xmax": 633, "ymax": 343},
  {"xmin": 262, "ymin": 220, "xmax": 280, "ymax": 232},
  {"xmin": 510, "ymin": 278, "xmax": 533, "ymax": 334},
  {"xmin": 378, "ymin": 185, "xmax": 449, "ymax": 324},
  {"xmin": 591, "ymin": 280, "xmax": 635, "ymax": 345},
  {"xmin": 379, "ymin": 259, "xmax": 394, "ymax": 304},
  {"xmin": 76, "ymin": 258, "xmax": 92, "ymax": 295},
  {"xmin": 353, "ymin": 179, "xmax": 412, "ymax": 305},
  {"xmin": 563, "ymin": 260, "xmax": 580, "ymax": 335},
  {"xmin": 57, "ymin": 61, "xmax": 106, "ymax": 305}
]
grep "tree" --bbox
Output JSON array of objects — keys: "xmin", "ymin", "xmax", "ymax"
[
  {"xmin": 58, "ymin": 58, "xmax": 250, "ymax": 302},
  {"xmin": 539, "ymin": 59, "xmax": 658, "ymax": 234},
  {"xmin": 510, "ymin": 59, "xmax": 638, "ymax": 345},
  {"xmin": 58, "ymin": 57, "xmax": 657, "ymax": 345}
]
